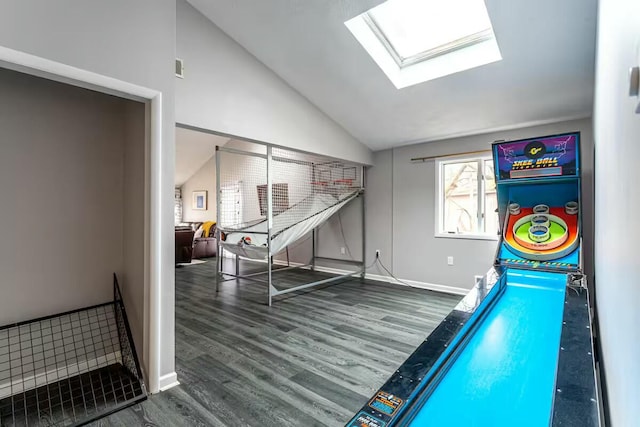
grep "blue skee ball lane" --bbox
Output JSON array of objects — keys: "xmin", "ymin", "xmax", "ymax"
[{"xmin": 407, "ymin": 270, "xmax": 566, "ymax": 426}]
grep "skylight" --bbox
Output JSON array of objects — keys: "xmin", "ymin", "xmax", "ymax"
[{"xmin": 346, "ymin": 0, "xmax": 501, "ymax": 89}]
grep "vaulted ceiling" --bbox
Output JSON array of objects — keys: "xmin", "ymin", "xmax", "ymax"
[
  {"xmin": 175, "ymin": 127, "xmax": 230, "ymax": 186},
  {"xmin": 187, "ymin": 0, "xmax": 597, "ymax": 150}
]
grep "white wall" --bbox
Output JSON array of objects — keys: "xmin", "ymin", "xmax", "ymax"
[
  {"xmin": 175, "ymin": 126, "xmax": 227, "ymax": 187},
  {"xmin": 0, "ymin": 68, "xmax": 127, "ymax": 324},
  {"xmin": 0, "ymin": 0, "xmax": 176, "ymax": 386},
  {"xmin": 175, "ymin": 0, "xmax": 373, "ymax": 166},
  {"xmin": 593, "ymin": 0, "xmax": 640, "ymax": 424},
  {"xmin": 365, "ymin": 118, "xmax": 594, "ymax": 291},
  {"xmin": 181, "ymin": 154, "xmax": 217, "ymax": 223}
]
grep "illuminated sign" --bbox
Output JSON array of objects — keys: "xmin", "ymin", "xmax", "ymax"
[{"xmin": 493, "ymin": 133, "xmax": 579, "ymax": 181}]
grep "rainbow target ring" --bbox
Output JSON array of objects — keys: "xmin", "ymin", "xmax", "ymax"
[{"xmin": 512, "ymin": 214, "xmax": 569, "ymax": 250}]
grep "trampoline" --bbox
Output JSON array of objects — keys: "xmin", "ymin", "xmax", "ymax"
[
  {"xmin": 219, "ymin": 190, "xmax": 360, "ymax": 259},
  {"xmin": 215, "ymin": 143, "xmax": 366, "ymax": 305}
]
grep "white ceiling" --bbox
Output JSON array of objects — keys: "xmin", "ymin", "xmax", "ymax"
[
  {"xmin": 187, "ymin": 0, "xmax": 597, "ymax": 150},
  {"xmin": 175, "ymin": 127, "xmax": 230, "ymax": 186}
]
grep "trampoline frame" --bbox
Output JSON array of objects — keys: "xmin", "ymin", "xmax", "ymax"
[{"xmin": 214, "ymin": 144, "xmax": 366, "ymax": 306}]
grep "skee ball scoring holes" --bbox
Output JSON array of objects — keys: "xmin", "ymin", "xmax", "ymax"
[
  {"xmin": 509, "ymin": 203, "xmax": 521, "ymax": 215},
  {"xmin": 531, "ymin": 215, "xmax": 550, "ymax": 228},
  {"xmin": 533, "ymin": 204, "xmax": 550, "ymax": 214},
  {"xmin": 565, "ymin": 201, "xmax": 579, "ymax": 215}
]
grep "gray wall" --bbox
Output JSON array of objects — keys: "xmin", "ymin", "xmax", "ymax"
[
  {"xmin": 181, "ymin": 155, "xmax": 217, "ymax": 223},
  {"xmin": 175, "ymin": 0, "xmax": 373, "ymax": 166},
  {"xmin": 0, "ymin": 68, "xmax": 129, "ymax": 324},
  {"xmin": 0, "ymin": 0, "xmax": 176, "ymax": 381},
  {"xmin": 284, "ymin": 118, "xmax": 593, "ymax": 290},
  {"xmin": 363, "ymin": 118, "xmax": 593, "ymax": 291},
  {"xmin": 365, "ymin": 150, "xmax": 394, "ymax": 275},
  {"xmin": 593, "ymin": 0, "xmax": 640, "ymax": 424}
]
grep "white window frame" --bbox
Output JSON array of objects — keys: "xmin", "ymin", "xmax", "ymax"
[
  {"xmin": 363, "ymin": 12, "xmax": 494, "ymax": 70},
  {"xmin": 435, "ymin": 154, "xmax": 498, "ymax": 241},
  {"xmin": 343, "ymin": 1, "xmax": 501, "ymax": 89}
]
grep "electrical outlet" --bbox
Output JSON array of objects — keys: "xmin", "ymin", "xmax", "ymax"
[
  {"xmin": 447, "ymin": 256, "xmax": 454, "ymax": 266},
  {"xmin": 340, "ymin": 247, "xmax": 346, "ymax": 255},
  {"xmin": 375, "ymin": 249, "xmax": 381, "ymax": 258}
]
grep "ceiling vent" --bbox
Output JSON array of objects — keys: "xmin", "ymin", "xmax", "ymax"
[{"xmin": 175, "ymin": 58, "xmax": 184, "ymax": 78}]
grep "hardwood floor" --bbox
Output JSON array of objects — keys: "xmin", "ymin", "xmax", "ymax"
[{"xmin": 92, "ymin": 259, "xmax": 461, "ymax": 426}]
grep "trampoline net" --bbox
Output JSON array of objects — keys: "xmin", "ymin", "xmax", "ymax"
[{"xmin": 217, "ymin": 142, "xmax": 363, "ymax": 239}]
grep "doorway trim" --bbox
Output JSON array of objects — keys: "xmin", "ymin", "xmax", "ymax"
[{"xmin": 0, "ymin": 45, "xmax": 169, "ymax": 394}]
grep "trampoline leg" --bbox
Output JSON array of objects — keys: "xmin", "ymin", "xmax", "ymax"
[
  {"xmin": 235, "ymin": 253, "xmax": 240, "ymax": 275},
  {"xmin": 215, "ymin": 146, "xmax": 222, "ymax": 294},
  {"xmin": 311, "ymin": 228, "xmax": 316, "ymax": 271},
  {"xmin": 267, "ymin": 145, "xmax": 273, "ymax": 306},
  {"xmin": 268, "ymin": 255, "xmax": 273, "ymax": 306},
  {"xmin": 360, "ymin": 189, "xmax": 366, "ymax": 281},
  {"xmin": 215, "ymin": 244, "xmax": 221, "ymax": 293}
]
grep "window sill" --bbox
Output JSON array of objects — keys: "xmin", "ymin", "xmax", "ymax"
[{"xmin": 435, "ymin": 233, "xmax": 499, "ymax": 241}]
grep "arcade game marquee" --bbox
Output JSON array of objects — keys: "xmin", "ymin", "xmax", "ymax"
[{"xmin": 347, "ymin": 132, "xmax": 601, "ymax": 427}]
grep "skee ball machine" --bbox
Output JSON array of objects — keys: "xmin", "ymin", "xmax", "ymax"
[
  {"xmin": 347, "ymin": 132, "xmax": 600, "ymax": 427},
  {"xmin": 494, "ymin": 132, "xmax": 582, "ymax": 270}
]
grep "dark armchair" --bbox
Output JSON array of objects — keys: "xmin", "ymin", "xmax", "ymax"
[
  {"xmin": 175, "ymin": 228, "xmax": 195, "ymax": 264},
  {"xmin": 175, "ymin": 222, "xmax": 218, "ymax": 260}
]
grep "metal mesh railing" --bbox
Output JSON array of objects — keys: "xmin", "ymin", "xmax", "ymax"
[{"xmin": 0, "ymin": 275, "xmax": 146, "ymax": 426}]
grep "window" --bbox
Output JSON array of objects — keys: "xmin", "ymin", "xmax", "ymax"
[
  {"xmin": 436, "ymin": 155, "xmax": 498, "ymax": 239},
  {"xmin": 345, "ymin": 0, "xmax": 501, "ymax": 89},
  {"xmin": 174, "ymin": 187, "xmax": 183, "ymax": 226}
]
